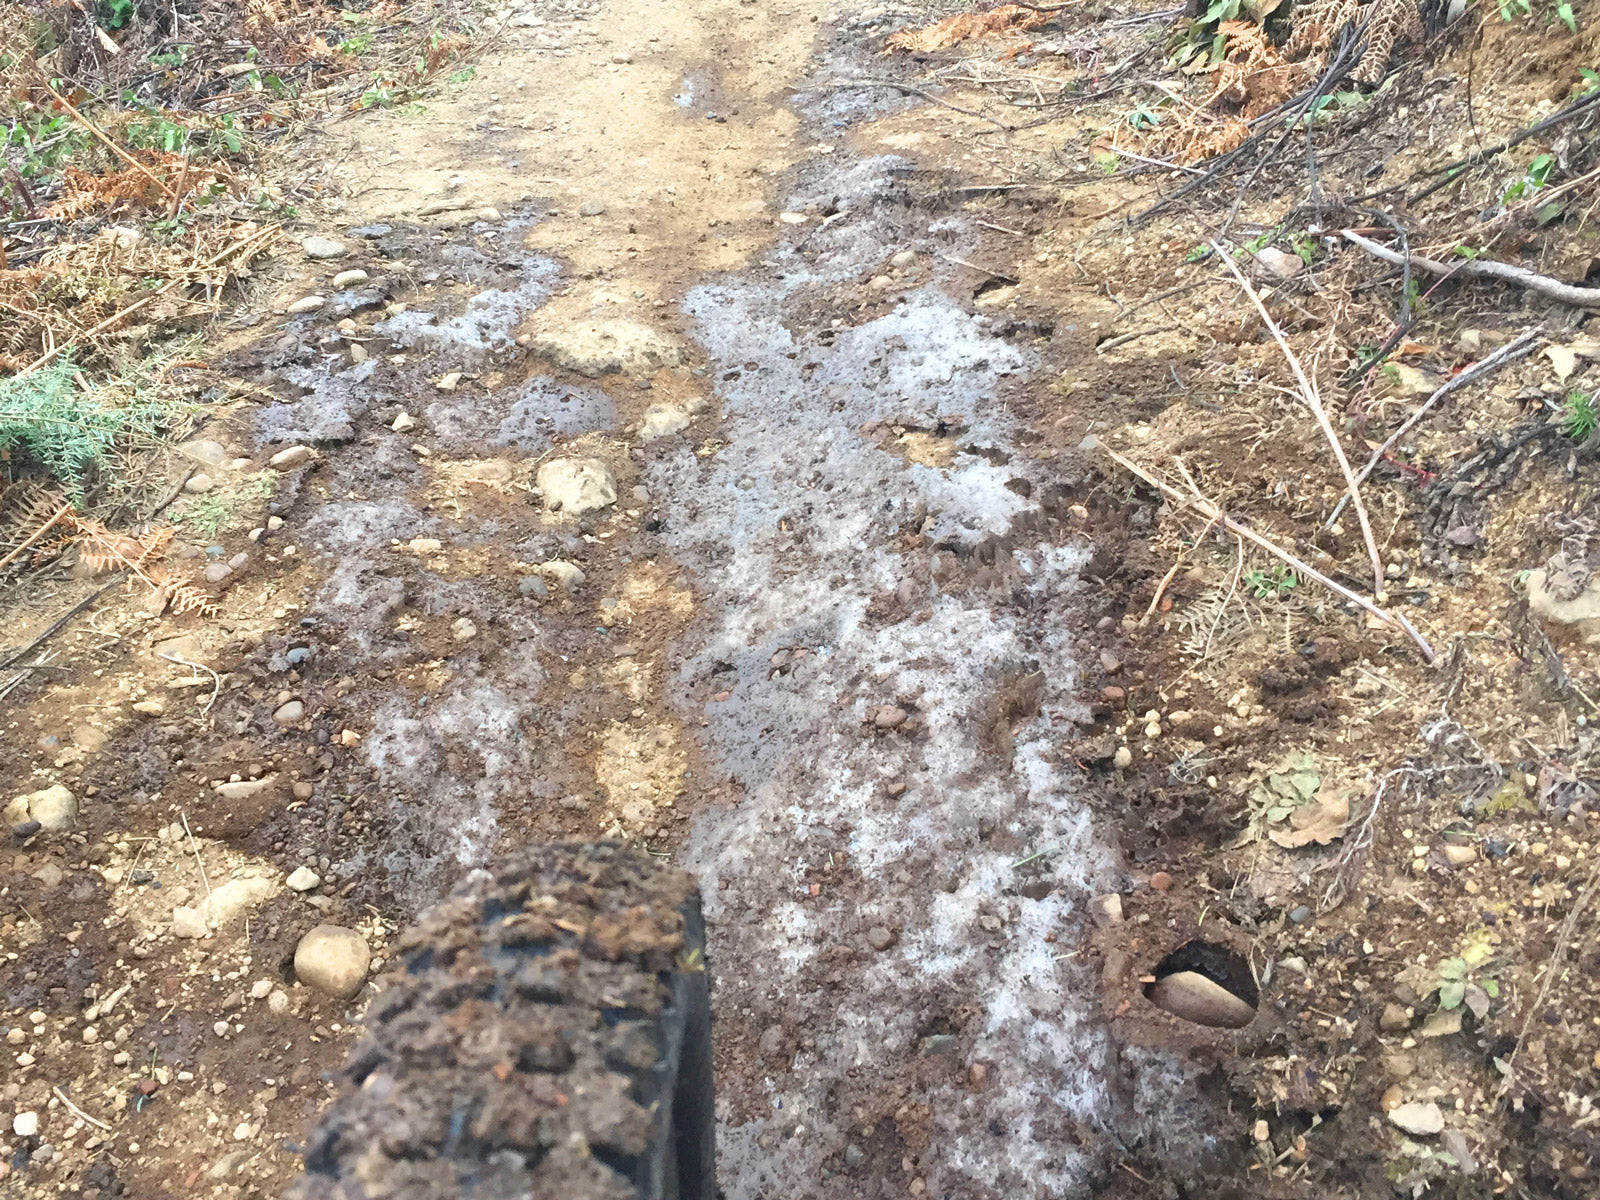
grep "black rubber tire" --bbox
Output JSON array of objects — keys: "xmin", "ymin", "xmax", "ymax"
[{"xmin": 285, "ymin": 842, "xmax": 715, "ymax": 1200}]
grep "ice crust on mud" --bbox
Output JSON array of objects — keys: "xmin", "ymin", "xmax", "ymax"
[{"xmin": 653, "ymin": 158, "xmax": 1122, "ymax": 1196}]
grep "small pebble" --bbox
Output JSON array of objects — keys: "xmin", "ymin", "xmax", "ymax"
[
  {"xmin": 331, "ymin": 269, "xmax": 369, "ymax": 289},
  {"xmin": 13, "ymin": 1112, "xmax": 38, "ymax": 1137},
  {"xmin": 286, "ymin": 295, "xmax": 326, "ymax": 315},
  {"xmin": 866, "ymin": 926, "xmax": 897, "ymax": 951}
]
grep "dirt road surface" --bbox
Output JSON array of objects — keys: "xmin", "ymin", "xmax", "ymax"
[{"xmin": 10, "ymin": 1, "xmax": 1599, "ymax": 1198}]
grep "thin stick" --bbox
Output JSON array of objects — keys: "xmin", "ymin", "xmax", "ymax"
[
  {"xmin": 158, "ymin": 650, "xmax": 220, "ymax": 715},
  {"xmin": 0, "ymin": 504, "xmax": 73, "ymax": 572},
  {"xmin": 45, "ymin": 85, "xmax": 176, "ymax": 200},
  {"xmin": 1103, "ymin": 445, "xmax": 1436, "ymax": 662},
  {"xmin": 51, "ymin": 1087, "xmax": 114, "ymax": 1133},
  {"xmin": 180, "ymin": 810, "xmax": 211, "ymax": 898},
  {"xmin": 1342, "ymin": 231, "xmax": 1600, "ymax": 310},
  {"xmin": 1211, "ymin": 240, "xmax": 1387, "ymax": 596},
  {"xmin": 0, "ymin": 577, "xmax": 123, "ymax": 669},
  {"xmin": 1324, "ymin": 329, "xmax": 1541, "ymax": 530}
]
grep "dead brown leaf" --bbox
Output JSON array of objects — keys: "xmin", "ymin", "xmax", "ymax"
[{"xmin": 1269, "ymin": 791, "xmax": 1350, "ymax": 848}]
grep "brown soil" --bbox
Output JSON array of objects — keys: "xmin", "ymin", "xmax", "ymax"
[{"xmin": 4, "ymin": 2, "xmax": 1599, "ymax": 1199}]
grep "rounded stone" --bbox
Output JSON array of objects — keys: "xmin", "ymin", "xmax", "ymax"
[
  {"xmin": 273, "ymin": 700, "xmax": 305, "ymax": 725},
  {"xmin": 294, "ymin": 925, "xmax": 372, "ymax": 999}
]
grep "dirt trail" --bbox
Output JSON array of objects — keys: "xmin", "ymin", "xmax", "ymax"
[
  {"xmin": 2, "ymin": 3, "xmax": 1186, "ymax": 1198},
  {"xmin": 288, "ymin": 1, "xmax": 1145, "ymax": 1192}
]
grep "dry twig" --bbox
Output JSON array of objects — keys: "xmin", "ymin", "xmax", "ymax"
[
  {"xmin": 1103, "ymin": 444, "xmax": 1436, "ymax": 661},
  {"xmin": 1211, "ymin": 240, "xmax": 1387, "ymax": 595},
  {"xmin": 1324, "ymin": 329, "xmax": 1541, "ymax": 530},
  {"xmin": 1343, "ymin": 231, "xmax": 1600, "ymax": 310},
  {"xmin": 43, "ymin": 85, "xmax": 177, "ymax": 202}
]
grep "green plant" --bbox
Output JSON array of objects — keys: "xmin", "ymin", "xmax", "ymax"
[
  {"xmin": 0, "ymin": 357, "xmax": 181, "ymax": 504},
  {"xmin": 1244, "ymin": 566, "xmax": 1297, "ymax": 599},
  {"xmin": 1559, "ymin": 390, "xmax": 1598, "ymax": 441},
  {"xmin": 148, "ymin": 44, "xmax": 190, "ymax": 69},
  {"xmin": 1501, "ymin": 151, "xmax": 1555, "ymax": 203},
  {"xmin": 101, "ymin": 0, "xmax": 135, "ymax": 29}
]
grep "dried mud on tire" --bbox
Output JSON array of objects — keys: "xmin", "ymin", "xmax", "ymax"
[{"xmin": 286, "ymin": 843, "xmax": 713, "ymax": 1200}]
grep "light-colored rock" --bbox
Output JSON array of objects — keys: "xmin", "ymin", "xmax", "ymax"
[
  {"xmin": 9, "ymin": 784, "xmax": 78, "ymax": 832},
  {"xmin": 132, "ymin": 699, "xmax": 165, "ymax": 716},
  {"xmin": 286, "ymin": 866, "xmax": 321, "ymax": 892},
  {"xmin": 267, "ymin": 989, "xmax": 289, "ymax": 1014},
  {"xmin": 1386, "ymin": 362, "xmax": 1439, "ymax": 398},
  {"xmin": 184, "ymin": 473, "xmax": 215, "ymax": 494},
  {"xmin": 408, "ymin": 537, "xmax": 442, "ymax": 554},
  {"xmin": 1253, "ymin": 246, "xmax": 1305, "ymax": 279},
  {"xmin": 1146, "ymin": 971, "xmax": 1256, "ymax": 1028},
  {"xmin": 1388, "ymin": 1101, "xmax": 1444, "ymax": 1136},
  {"xmin": 392, "ymin": 410, "xmax": 416, "ymax": 432},
  {"xmin": 436, "ymin": 371, "xmax": 463, "ymax": 392},
  {"xmin": 539, "ymin": 560, "xmax": 586, "ymax": 592},
  {"xmin": 212, "ymin": 775, "xmax": 276, "ymax": 801},
  {"xmin": 637, "ymin": 404, "xmax": 691, "ymax": 442},
  {"xmin": 1113, "ymin": 745, "xmax": 1133, "ymax": 769},
  {"xmin": 294, "ymin": 925, "xmax": 372, "ymax": 999},
  {"xmin": 331, "ymin": 269, "xmax": 369, "ymax": 289},
  {"xmin": 531, "ymin": 319, "xmax": 682, "ymax": 377},
  {"xmin": 1089, "ymin": 893, "xmax": 1123, "ymax": 925},
  {"xmin": 178, "ymin": 439, "xmax": 229, "ymax": 466},
  {"xmin": 1420, "ymin": 1008, "xmax": 1462, "ymax": 1038},
  {"xmin": 273, "ymin": 700, "xmax": 305, "ymax": 725},
  {"xmin": 536, "ymin": 458, "xmax": 617, "ymax": 515},
  {"xmin": 1527, "ymin": 566, "xmax": 1600, "ymax": 644},
  {"xmin": 287, "ymin": 295, "xmax": 326, "ymax": 315},
  {"xmin": 452, "ymin": 617, "xmax": 478, "ymax": 641},
  {"xmin": 302, "ymin": 236, "xmax": 348, "ymax": 260},
  {"xmin": 199, "ymin": 875, "xmax": 279, "ymax": 931},
  {"xmin": 1443, "ymin": 843, "xmax": 1477, "ymax": 865},
  {"xmin": 891, "ymin": 249, "xmax": 917, "ymax": 269},
  {"xmin": 172, "ymin": 906, "xmax": 209, "ymax": 938},
  {"xmin": 268, "ymin": 445, "xmax": 314, "ymax": 469},
  {"xmin": 13, "ymin": 1111, "xmax": 38, "ymax": 1137}
]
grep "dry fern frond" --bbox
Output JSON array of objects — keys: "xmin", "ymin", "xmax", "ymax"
[
  {"xmin": 1354, "ymin": 0, "xmax": 1423, "ymax": 85},
  {"xmin": 1284, "ymin": 0, "xmax": 1362, "ymax": 59},
  {"xmin": 885, "ymin": 4, "xmax": 1054, "ymax": 53},
  {"xmin": 1286, "ymin": 0, "xmax": 1421, "ymax": 84}
]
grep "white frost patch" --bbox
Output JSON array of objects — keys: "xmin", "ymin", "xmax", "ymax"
[{"xmin": 658, "ymin": 178, "xmax": 1123, "ymax": 1194}]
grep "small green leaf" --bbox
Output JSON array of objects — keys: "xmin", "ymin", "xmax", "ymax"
[
  {"xmin": 1437, "ymin": 957, "xmax": 1468, "ymax": 981},
  {"xmin": 1438, "ymin": 979, "xmax": 1466, "ymax": 1009},
  {"xmin": 1483, "ymin": 978, "xmax": 1500, "ymax": 999},
  {"xmin": 1556, "ymin": 2, "xmax": 1577, "ymax": 33}
]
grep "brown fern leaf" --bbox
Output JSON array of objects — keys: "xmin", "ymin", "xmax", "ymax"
[
  {"xmin": 885, "ymin": 4, "xmax": 1053, "ymax": 52},
  {"xmin": 163, "ymin": 579, "xmax": 220, "ymax": 619},
  {"xmin": 70, "ymin": 518, "xmax": 173, "ymax": 576},
  {"xmin": 46, "ymin": 165, "xmax": 169, "ymax": 221},
  {"xmin": 1354, "ymin": 0, "xmax": 1423, "ymax": 85},
  {"xmin": 1285, "ymin": 0, "xmax": 1361, "ymax": 59}
]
